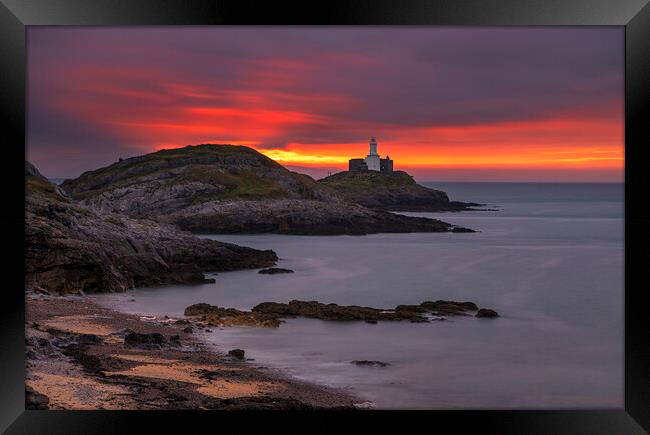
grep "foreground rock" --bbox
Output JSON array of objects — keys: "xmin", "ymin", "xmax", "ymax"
[
  {"xmin": 319, "ymin": 170, "xmax": 482, "ymax": 212},
  {"xmin": 26, "ymin": 161, "xmax": 277, "ymax": 294},
  {"xmin": 59, "ymin": 144, "xmax": 471, "ymax": 235},
  {"xmin": 258, "ymin": 267, "xmax": 294, "ymax": 274}
]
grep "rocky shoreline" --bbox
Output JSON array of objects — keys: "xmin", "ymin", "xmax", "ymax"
[
  {"xmin": 26, "ymin": 161, "xmax": 277, "ymax": 294},
  {"xmin": 26, "ymin": 293, "xmax": 360, "ymax": 410},
  {"xmin": 26, "ymin": 289, "xmax": 500, "ymax": 410}
]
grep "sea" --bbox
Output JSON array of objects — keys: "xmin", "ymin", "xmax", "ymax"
[{"xmin": 92, "ymin": 182, "xmax": 624, "ymax": 409}]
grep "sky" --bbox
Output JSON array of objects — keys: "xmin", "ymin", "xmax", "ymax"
[{"xmin": 27, "ymin": 27, "xmax": 624, "ymax": 182}]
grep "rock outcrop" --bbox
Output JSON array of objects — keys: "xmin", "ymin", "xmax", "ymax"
[
  {"xmin": 59, "ymin": 144, "xmax": 472, "ymax": 235},
  {"xmin": 252, "ymin": 300, "xmax": 430, "ymax": 323},
  {"xmin": 183, "ymin": 303, "xmax": 284, "ymax": 327},
  {"xmin": 26, "ymin": 161, "xmax": 278, "ymax": 294},
  {"xmin": 319, "ymin": 170, "xmax": 481, "ymax": 212},
  {"xmin": 252, "ymin": 299, "xmax": 487, "ymax": 322},
  {"xmin": 182, "ymin": 299, "xmax": 496, "ymax": 328}
]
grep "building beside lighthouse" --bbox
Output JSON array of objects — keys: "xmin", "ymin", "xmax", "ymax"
[{"xmin": 348, "ymin": 137, "xmax": 393, "ymax": 172}]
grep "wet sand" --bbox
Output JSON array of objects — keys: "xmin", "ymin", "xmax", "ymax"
[{"xmin": 25, "ymin": 292, "xmax": 360, "ymax": 410}]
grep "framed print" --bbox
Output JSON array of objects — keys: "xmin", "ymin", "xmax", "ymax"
[{"xmin": 1, "ymin": 0, "xmax": 649, "ymax": 433}]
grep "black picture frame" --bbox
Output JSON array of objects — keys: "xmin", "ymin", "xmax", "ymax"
[{"xmin": 1, "ymin": 1, "xmax": 649, "ymax": 433}]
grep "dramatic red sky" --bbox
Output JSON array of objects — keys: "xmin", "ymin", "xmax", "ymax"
[{"xmin": 27, "ymin": 27, "xmax": 623, "ymax": 182}]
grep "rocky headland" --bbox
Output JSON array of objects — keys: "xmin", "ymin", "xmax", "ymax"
[
  {"xmin": 59, "ymin": 144, "xmax": 473, "ymax": 235},
  {"xmin": 319, "ymin": 170, "xmax": 482, "ymax": 212},
  {"xmin": 26, "ymin": 161, "xmax": 277, "ymax": 294}
]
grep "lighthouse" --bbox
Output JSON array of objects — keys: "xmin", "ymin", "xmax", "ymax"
[
  {"xmin": 368, "ymin": 136, "xmax": 379, "ymax": 156},
  {"xmin": 364, "ymin": 136, "xmax": 381, "ymax": 171},
  {"xmin": 347, "ymin": 137, "xmax": 394, "ymax": 172}
]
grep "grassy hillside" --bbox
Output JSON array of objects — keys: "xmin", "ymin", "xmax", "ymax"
[
  {"xmin": 62, "ymin": 144, "xmax": 331, "ymax": 206},
  {"xmin": 318, "ymin": 170, "xmax": 472, "ymax": 212}
]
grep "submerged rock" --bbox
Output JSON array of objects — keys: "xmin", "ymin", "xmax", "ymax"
[
  {"xmin": 228, "ymin": 349, "xmax": 246, "ymax": 360},
  {"xmin": 258, "ymin": 267, "xmax": 294, "ymax": 274},
  {"xmin": 351, "ymin": 360, "xmax": 390, "ymax": 367},
  {"xmin": 475, "ymin": 308, "xmax": 499, "ymax": 318},
  {"xmin": 451, "ymin": 226, "xmax": 475, "ymax": 233}
]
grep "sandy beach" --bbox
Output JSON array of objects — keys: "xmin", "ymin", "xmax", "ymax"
[{"xmin": 25, "ymin": 292, "xmax": 360, "ymax": 410}]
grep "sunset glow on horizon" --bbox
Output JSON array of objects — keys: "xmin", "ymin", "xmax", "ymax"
[{"xmin": 27, "ymin": 27, "xmax": 623, "ymax": 182}]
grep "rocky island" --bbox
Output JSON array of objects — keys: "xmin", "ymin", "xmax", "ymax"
[
  {"xmin": 59, "ymin": 144, "xmax": 473, "ymax": 235},
  {"xmin": 319, "ymin": 170, "xmax": 481, "ymax": 212}
]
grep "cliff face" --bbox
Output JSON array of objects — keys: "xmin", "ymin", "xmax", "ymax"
[
  {"xmin": 165, "ymin": 199, "xmax": 455, "ymax": 235},
  {"xmin": 60, "ymin": 145, "xmax": 466, "ymax": 235},
  {"xmin": 26, "ymin": 161, "xmax": 278, "ymax": 294},
  {"xmin": 319, "ymin": 171, "xmax": 478, "ymax": 212}
]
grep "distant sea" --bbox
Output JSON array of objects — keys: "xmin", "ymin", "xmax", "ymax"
[{"xmin": 93, "ymin": 182, "xmax": 624, "ymax": 409}]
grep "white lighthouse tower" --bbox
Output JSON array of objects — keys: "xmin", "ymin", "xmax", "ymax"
[{"xmin": 364, "ymin": 136, "xmax": 381, "ymax": 171}]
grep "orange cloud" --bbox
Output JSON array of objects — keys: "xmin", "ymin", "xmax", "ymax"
[{"xmin": 249, "ymin": 116, "xmax": 622, "ymax": 172}]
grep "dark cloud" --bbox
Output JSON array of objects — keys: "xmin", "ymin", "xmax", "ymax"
[{"xmin": 27, "ymin": 27, "xmax": 623, "ymax": 178}]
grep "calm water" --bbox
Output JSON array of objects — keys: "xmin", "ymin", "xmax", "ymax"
[{"xmin": 93, "ymin": 182, "xmax": 624, "ymax": 409}]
